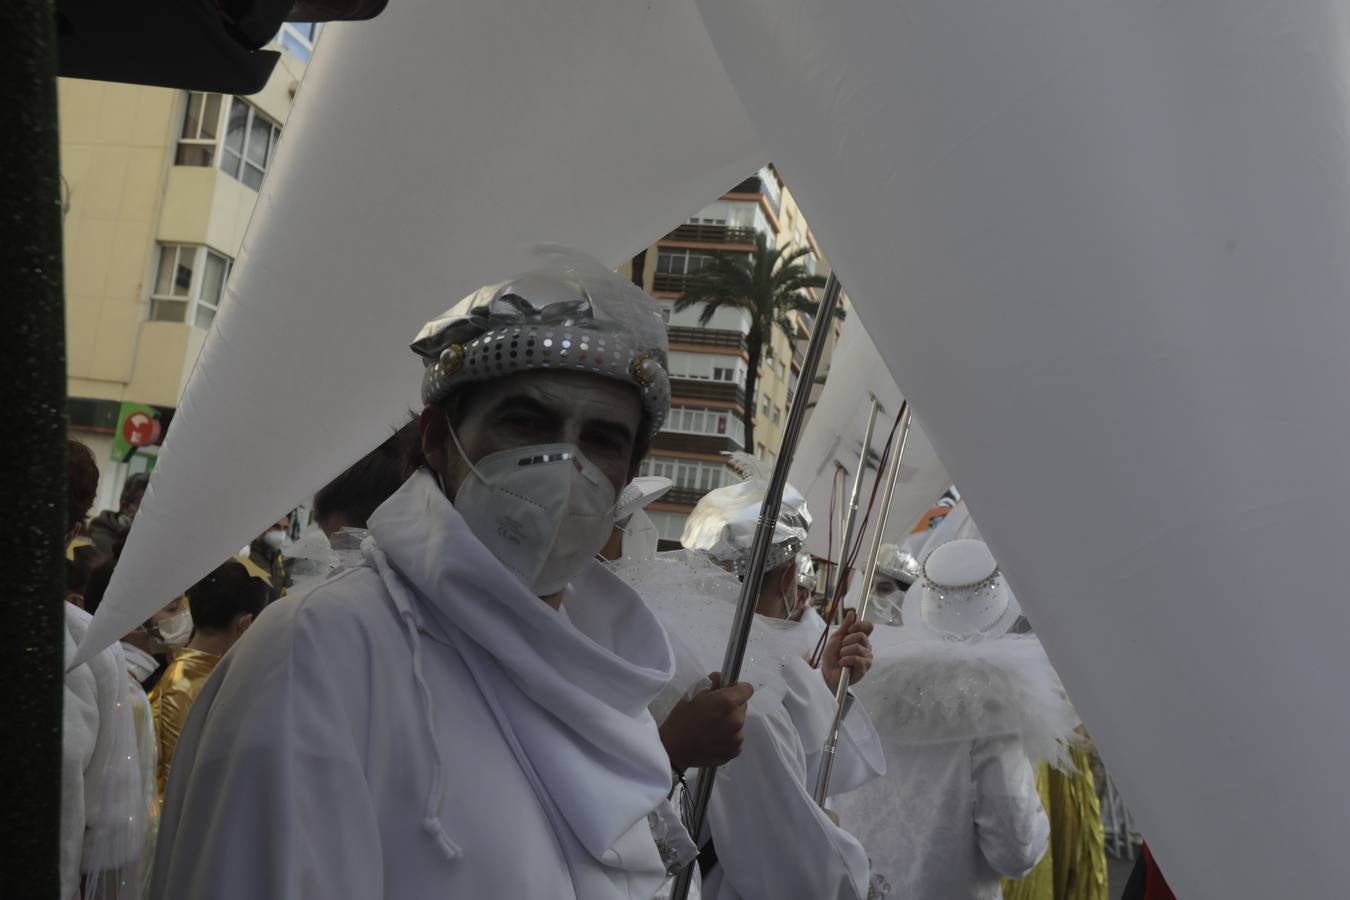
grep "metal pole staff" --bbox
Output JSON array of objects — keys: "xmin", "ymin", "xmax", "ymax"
[
  {"xmin": 823, "ymin": 395, "xmax": 879, "ymax": 614},
  {"xmin": 813, "ymin": 402, "xmax": 912, "ymax": 806},
  {"xmin": 670, "ymin": 271, "xmax": 844, "ymax": 900}
]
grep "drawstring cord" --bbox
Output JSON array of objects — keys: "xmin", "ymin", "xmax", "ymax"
[{"xmin": 365, "ymin": 537, "xmax": 462, "ymax": 862}]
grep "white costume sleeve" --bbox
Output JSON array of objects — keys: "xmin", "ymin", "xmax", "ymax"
[
  {"xmin": 148, "ymin": 601, "xmax": 383, "ymax": 899},
  {"xmin": 704, "ymin": 703, "xmax": 870, "ymax": 900},
  {"xmin": 780, "ymin": 656, "xmax": 886, "ymax": 798},
  {"xmin": 971, "ymin": 735, "xmax": 1050, "ymax": 878}
]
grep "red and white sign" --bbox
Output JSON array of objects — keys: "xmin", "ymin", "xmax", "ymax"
[{"xmin": 121, "ymin": 411, "xmax": 161, "ymax": 448}]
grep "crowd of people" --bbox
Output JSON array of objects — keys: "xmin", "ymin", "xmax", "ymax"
[{"xmin": 59, "ymin": 254, "xmax": 1160, "ymax": 898}]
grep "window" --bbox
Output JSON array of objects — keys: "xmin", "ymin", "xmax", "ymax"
[
  {"xmin": 640, "ymin": 457, "xmax": 735, "ymax": 493},
  {"xmin": 656, "ymin": 248, "xmax": 715, "ymax": 276},
  {"xmin": 149, "ymin": 243, "xmax": 233, "ymax": 329},
  {"xmin": 279, "ymin": 22, "xmax": 322, "ymax": 62},
  {"xmin": 176, "ymin": 92, "xmax": 224, "ymax": 166},
  {"xmin": 176, "ymin": 94, "xmax": 282, "ymax": 192},
  {"xmin": 667, "ymin": 351, "xmax": 747, "ymax": 386},
  {"xmin": 772, "ymin": 407, "xmax": 781, "ymax": 424},
  {"xmin": 761, "ymin": 395, "xmax": 770, "ymax": 413},
  {"xmin": 775, "ymin": 360, "xmax": 787, "ymax": 378},
  {"xmin": 646, "ymin": 510, "xmax": 689, "ymax": 543},
  {"xmin": 662, "ymin": 406, "xmax": 745, "ymax": 446}
]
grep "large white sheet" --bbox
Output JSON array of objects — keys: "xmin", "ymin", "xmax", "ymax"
[
  {"xmin": 698, "ymin": 2, "xmax": 1350, "ymax": 897},
  {"xmin": 75, "ymin": 0, "xmax": 764, "ymax": 663},
  {"xmin": 788, "ymin": 311, "xmax": 949, "ymax": 563}
]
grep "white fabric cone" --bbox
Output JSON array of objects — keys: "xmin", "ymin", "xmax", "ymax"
[
  {"xmin": 698, "ymin": 2, "xmax": 1350, "ymax": 897},
  {"xmin": 75, "ymin": 0, "xmax": 764, "ymax": 666},
  {"xmin": 788, "ymin": 311, "xmax": 950, "ymax": 564}
]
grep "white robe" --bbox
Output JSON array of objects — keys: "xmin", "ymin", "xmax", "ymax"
[
  {"xmin": 63, "ymin": 604, "xmax": 144, "ymax": 900},
  {"xmin": 615, "ymin": 551, "xmax": 884, "ymax": 900},
  {"xmin": 835, "ymin": 635, "xmax": 1071, "ymax": 900},
  {"xmin": 150, "ymin": 470, "xmax": 678, "ymax": 900}
]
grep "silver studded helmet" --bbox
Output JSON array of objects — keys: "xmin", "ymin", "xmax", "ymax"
[
  {"xmin": 681, "ymin": 453, "xmax": 812, "ymax": 578},
  {"xmin": 411, "ymin": 250, "xmax": 671, "ymax": 435},
  {"xmin": 876, "ymin": 544, "xmax": 921, "ymax": 588}
]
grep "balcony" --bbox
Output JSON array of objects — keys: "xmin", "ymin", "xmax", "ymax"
[
  {"xmin": 661, "ymin": 223, "xmax": 757, "ymax": 245},
  {"xmin": 652, "ymin": 271, "xmax": 693, "ymax": 294},
  {"xmin": 662, "ymin": 485, "xmax": 712, "ymax": 507},
  {"xmin": 652, "ymin": 431, "xmax": 745, "ymax": 456},
  {"xmin": 667, "ymin": 326, "xmax": 746, "ymax": 351},
  {"xmin": 725, "ymin": 173, "xmax": 781, "ymax": 217},
  {"xmin": 669, "ymin": 378, "xmax": 745, "ymax": 406}
]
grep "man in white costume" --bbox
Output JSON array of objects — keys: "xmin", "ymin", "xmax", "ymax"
[
  {"xmin": 150, "ymin": 254, "xmax": 693, "ymax": 899},
  {"xmin": 834, "ymin": 538, "xmax": 1070, "ymax": 900},
  {"xmin": 612, "ymin": 460, "xmax": 886, "ymax": 900}
]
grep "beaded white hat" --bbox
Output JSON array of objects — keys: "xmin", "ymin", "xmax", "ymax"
[
  {"xmin": 919, "ymin": 539, "xmax": 1016, "ymax": 638},
  {"xmin": 411, "ymin": 250, "xmax": 671, "ymax": 435},
  {"xmin": 681, "ymin": 453, "xmax": 811, "ymax": 577}
]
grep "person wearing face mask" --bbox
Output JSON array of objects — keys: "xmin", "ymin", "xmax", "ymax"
[
  {"xmin": 148, "ymin": 560, "xmax": 266, "ymax": 800},
  {"xmin": 150, "ymin": 253, "xmax": 691, "ymax": 900},
  {"xmin": 865, "ymin": 544, "xmax": 920, "ymax": 627},
  {"xmin": 88, "ymin": 473, "xmax": 149, "ymax": 557},
  {"xmin": 611, "ymin": 459, "xmax": 884, "ymax": 900},
  {"xmin": 242, "ymin": 514, "xmax": 292, "ymax": 604}
]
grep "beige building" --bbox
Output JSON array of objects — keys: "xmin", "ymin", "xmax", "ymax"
[
  {"xmin": 62, "ymin": 25, "xmax": 319, "ymax": 512},
  {"xmin": 623, "ymin": 165, "xmax": 846, "ymax": 545}
]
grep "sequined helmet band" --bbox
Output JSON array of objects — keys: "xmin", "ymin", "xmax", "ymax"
[{"xmin": 411, "ymin": 250, "xmax": 672, "ymax": 436}]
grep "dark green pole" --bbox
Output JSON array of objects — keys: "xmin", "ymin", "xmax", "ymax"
[{"xmin": 1, "ymin": 1, "xmax": 67, "ymax": 897}]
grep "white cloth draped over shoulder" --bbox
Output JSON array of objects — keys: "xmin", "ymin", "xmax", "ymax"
[
  {"xmin": 613, "ymin": 550, "xmax": 885, "ymax": 900},
  {"xmin": 834, "ymin": 635, "xmax": 1076, "ymax": 900},
  {"xmin": 149, "ymin": 470, "xmax": 678, "ymax": 900}
]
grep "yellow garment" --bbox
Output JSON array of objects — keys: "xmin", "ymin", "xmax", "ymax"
[
  {"xmin": 148, "ymin": 647, "xmax": 221, "ymax": 798},
  {"xmin": 235, "ymin": 553, "xmax": 273, "ymax": 587},
  {"xmin": 1003, "ymin": 745, "xmax": 1108, "ymax": 900},
  {"xmin": 1004, "ymin": 763, "xmax": 1055, "ymax": 900}
]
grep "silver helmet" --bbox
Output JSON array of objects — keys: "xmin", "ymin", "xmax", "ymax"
[{"xmin": 411, "ymin": 250, "xmax": 671, "ymax": 435}]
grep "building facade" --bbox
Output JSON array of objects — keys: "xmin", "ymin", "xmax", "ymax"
[
  {"xmin": 622, "ymin": 165, "xmax": 845, "ymax": 546},
  {"xmin": 61, "ymin": 25, "xmax": 317, "ymax": 513}
]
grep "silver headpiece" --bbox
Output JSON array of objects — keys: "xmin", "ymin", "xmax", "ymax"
[
  {"xmin": 876, "ymin": 544, "xmax": 921, "ymax": 587},
  {"xmin": 411, "ymin": 249, "xmax": 671, "ymax": 434},
  {"xmin": 681, "ymin": 453, "xmax": 811, "ymax": 577}
]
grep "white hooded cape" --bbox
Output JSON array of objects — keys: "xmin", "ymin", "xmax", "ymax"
[
  {"xmin": 150, "ymin": 470, "xmax": 678, "ymax": 900},
  {"xmin": 835, "ymin": 635, "xmax": 1076, "ymax": 900}
]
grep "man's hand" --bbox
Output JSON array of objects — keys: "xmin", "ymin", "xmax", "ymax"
[
  {"xmin": 822, "ymin": 610, "xmax": 875, "ymax": 692},
  {"xmin": 659, "ymin": 673, "xmax": 754, "ymax": 771}
]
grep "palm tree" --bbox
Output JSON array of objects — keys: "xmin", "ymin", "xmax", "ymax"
[{"xmin": 674, "ymin": 232, "xmax": 836, "ymax": 451}]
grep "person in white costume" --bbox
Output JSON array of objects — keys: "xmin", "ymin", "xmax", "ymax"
[
  {"xmin": 834, "ymin": 538, "xmax": 1073, "ymax": 900},
  {"xmin": 149, "ymin": 253, "xmax": 694, "ymax": 900},
  {"xmin": 863, "ymin": 544, "xmax": 920, "ymax": 627},
  {"xmin": 612, "ymin": 459, "xmax": 885, "ymax": 900}
]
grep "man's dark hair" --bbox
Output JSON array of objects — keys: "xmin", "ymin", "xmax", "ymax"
[
  {"xmin": 68, "ymin": 439, "xmax": 100, "ymax": 532},
  {"xmin": 120, "ymin": 473, "xmax": 149, "ymax": 511},
  {"xmin": 186, "ymin": 560, "xmax": 267, "ymax": 632},
  {"xmin": 314, "ymin": 422, "xmax": 417, "ymax": 530}
]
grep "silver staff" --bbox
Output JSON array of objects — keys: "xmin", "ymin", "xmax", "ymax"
[
  {"xmin": 670, "ymin": 271, "xmax": 844, "ymax": 900},
  {"xmin": 812, "ymin": 401, "xmax": 912, "ymax": 806},
  {"xmin": 821, "ymin": 394, "xmax": 880, "ymax": 614}
]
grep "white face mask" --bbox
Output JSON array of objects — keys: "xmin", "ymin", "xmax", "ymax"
[
  {"xmin": 447, "ymin": 427, "xmax": 618, "ymax": 597},
  {"xmin": 262, "ymin": 528, "xmax": 287, "ymax": 550},
  {"xmin": 154, "ymin": 607, "xmax": 194, "ymax": 649}
]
